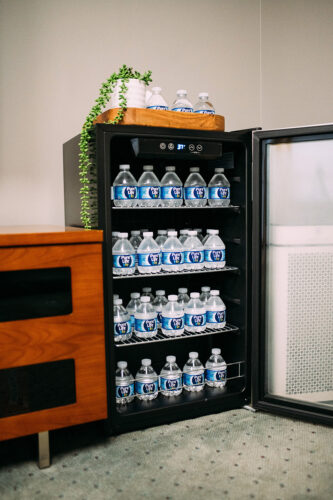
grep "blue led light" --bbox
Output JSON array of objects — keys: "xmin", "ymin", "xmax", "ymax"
[{"xmin": 177, "ymin": 144, "xmax": 186, "ymax": 150}]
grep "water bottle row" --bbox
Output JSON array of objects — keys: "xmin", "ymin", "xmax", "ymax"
[
  {"xmin": 116, "ymin": 349, "xmax": 227, "ymax": 405},
  {"xmin": 114, "ymin": 287, "xmax": 226, "ymax": 342},
  {"xmin": 113, "ymin": 229, "xmax": 226, "ymax": 275},
  {"xmin": 146, "ymin": 88, "xmax": 215, "ymax": 115},
  {"xmin": 112, "ymin": 164, "xmax": 230, "ymax": 208}
]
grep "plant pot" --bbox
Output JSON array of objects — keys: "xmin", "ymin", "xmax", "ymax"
[{"xmin": 109, "ymin": 78, "xmax": 147, "ymax": 109}]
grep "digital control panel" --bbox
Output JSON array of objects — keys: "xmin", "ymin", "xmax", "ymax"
[{"xmin": 131, "ymin": 138, "xmax": 222, "ymax": 159}]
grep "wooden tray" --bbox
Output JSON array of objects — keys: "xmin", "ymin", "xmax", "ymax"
[{"xmin": 94, "ymin": 107, "xmax": 225, "ymax": 131}]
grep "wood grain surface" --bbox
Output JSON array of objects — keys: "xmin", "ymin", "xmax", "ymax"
[{"xmin": 0, "ymin": 226, "xmax": 103, "ymax": 248}]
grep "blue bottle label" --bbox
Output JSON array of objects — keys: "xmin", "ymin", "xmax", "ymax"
[
  {"xmin": 114, "ymin": 320, "xmax": 131, "ymax": 337},
  {"xmin": 114, "ymin": 186, "xmax": 137, "ymax": 200},
  {"xmin": 206, "ymin": 310, "xmax": 226, "ymax": 324},
  {"xmin": 161, "ymin": 186, "xmax": 183, "ymax": 200},
  {"xmin": 130, "ymin": 314, "xmax": 135, "ymax": 329},
  {"xmin": 113, "ymin": 254, "xmax": 135, "ymax": 268},
  {"xmin": 172, "ymin": 107, "xmax": 193, "ymax": 112},
  {"xmin": 135, "ymin": 317, "xmax": 157, "ymax": 334},
  {"xmin": 147, "ymin": 105, "xmax": 168, "ymax": 110},
  {"xmin": 184, "ymin": 250, "xmax": 204, "ymax": 264},
  {"xmin": 138, "ymin": 186, "xmax": 160, "ymax": 200},
  {"xmin": 208, "ymin": 187, "xmax": 230, "ymax": 200},
  {"xmin": 184, "ymin": 187, "xmax": 207, "ymax": 200},
  {"xmin": 138, "ymin": 252, "xmax": 161, "ymax": 267},
  {"xmin": 205, "ymin": 368, "xmax": 227, "ymax": 383},
  {"xmin": 185, "ymin": 313, "xmax": 206, "ymax": 327},
  {"xmin": 135, "ymin": 380, "xmax": 158, "ymax": 395},
  {"xmin": 194, "ymin": 109, "xmax": 215, "ymax": 114},
  {"xmin": 162, "ymin": 251, "xmax": 184, "ymax": 266},
  {"xmin": 204, "ymin": 249, "xmax": 225, "ymax": 263},
  {"xmin": 161, "ymin": 316, "xmax": 184, "ymax": 331},
  {"xmin": 116, "ymin": 383, "xmax": 134, "ymax": 399},
  {"xmin": 160, "ymin": 376, "xmax": 182, "ymax": 391},
  {"xmin": 183, "ymin": 372, "xmax": 204, "ymax": 386}
]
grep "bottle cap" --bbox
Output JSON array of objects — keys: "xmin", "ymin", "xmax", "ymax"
[
  {"xmin": 113, "ymin": 294, "xmax": 119, "ymax": 299},
  {"xmin": 190, "ymin": 167, "xmax": 199, "ymax": 172},
  {"xmin": 117, "ymin": 361, "xmax": 127, "ymax": 368},
  {"xmin": 131, "ymin": 292, "xmax": 140, "ymax": 298},
  {"xmin": 166, "ymin": 166, "xmax": 175, "ymax": 172},
  {"xmin": 215, "ymin": 167, "xmax": 224, "ymax": 173},
  {"xmin": 212, "ymin": 348, "xmax": 221, "ymax": 355},
  {"xmin": 168, "ymin": 294, "xmax": 178, "ymax": 301},
  {"xmin": 142, "ymin": 287, "xmax": 152, "ymax": 293},
  {"xmin": 188, "ymin": 230, "xmax": 197, "ymax": 236},
  {"xmin": 178, "ymin": 288, "xmax": 188, "ymax": 294},
  {"xmin": 156, "ymin": 290, "xmax": 165, "ymax": 296},
  {"xmin": 180, "ymin": 229, "xmax": 188, "ymax": 235},
  {"xmin": 141, "ymin": 296, "xmax": 150, "ymax": 303},
  {"xmin": 152, "ymin": 86, "xmax": 162, "ymax": 93},
  {"xmin": 190, "ymin": 292, "xmax": 200, "ymax": 299},
  {"xmin": 194, "ymin": 228, "xmax": 202, "ymax": 233},
  {"xmin": 206, "ymin": 229, "xmax": 214, "ymax": 234},
  {"xmin": 166, "ymin": 355, "xmax": 176, "ymax": 363},
  {"xmin": 112, "ymin": 231, "xmax": 119, "ymax": 236},
  {"xmin": 201, "ymin": 286, "xmax": 211, "ymax": 292},
  {"xmin": 143, "ymin": 231, "xmax": 153, "ymax": 238},
  {"xmin": 168, "ymin": 230, "xmax": 177, "ymax": 237},
  {"xmin": 131, "ymin": 230, "xmax": 140, "ymax": 235},
  {"xmin": 142, "ymin": 358, "xmax": 151, "ymax": 366},
  {"xmin": 189, "ymin": 351, "xmax": 198, "ymax": 359},
  {"xmin": 114, "ymin": 299, "xmax": 122, "ymax": 305},
  {"xmin": 198, "ymin": 92, "xmax": 209, "ymax": 98},
  {"xmin": 143, "ymin": 165, "xmax": 153, "ymax": 171},
  {"xmin": 158, "ymin": 230, "xmax": 167, "ymax": 235},
  {"xmin": 118, "ymin": 232, "xmax": 128, "ymax": 238},
  {"xmin": 119, "ymin": 164, "xmax": 130, "ymax": 170},
  {"xmin": 210, "ymin": 290, "xmax": 220, "ymax": 296},
  {"xmin": 211, "ymin": 229, "xmax": 219, "ymax": 235},
  {"xmin": 176, "ymin": 89, "xmax": 187, "ymax": 96}
]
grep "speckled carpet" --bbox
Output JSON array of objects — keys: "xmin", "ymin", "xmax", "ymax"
[{"xmin": 0, "ymin": 409, "xmax": 332, "ymax": 500}]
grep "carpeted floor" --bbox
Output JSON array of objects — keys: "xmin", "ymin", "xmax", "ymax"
[{"xmin": 0, "ymin": 409, "xmax": 332, "ymax": 500}]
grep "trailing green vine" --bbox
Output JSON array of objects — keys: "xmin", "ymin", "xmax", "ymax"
[{"xmin": 79, "ymin": 65, "xmax": 152, "ymax": 229}]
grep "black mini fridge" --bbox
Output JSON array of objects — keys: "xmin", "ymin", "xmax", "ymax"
[{"xmin": 63, "ymin": 123, "xmax": 333, "ymax": 432}]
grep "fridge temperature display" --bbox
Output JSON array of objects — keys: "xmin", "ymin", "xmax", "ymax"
[{"xmin": 131, "ymin": 138, "xmax": 222, "ymax": 159}]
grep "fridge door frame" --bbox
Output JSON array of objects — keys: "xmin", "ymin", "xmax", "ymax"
[{"xmin": 252, "ymin": 124, "xmax": 333, "ymax": 426}]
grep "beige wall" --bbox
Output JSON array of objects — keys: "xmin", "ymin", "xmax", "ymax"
[{"xmin": 0, "ymin": 0, "xmax": 332, "ymax": 226}]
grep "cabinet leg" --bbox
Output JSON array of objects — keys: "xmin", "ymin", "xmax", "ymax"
[{"xmin": 38, "ymin": 431, "xmax": 50, "ymax": 468}]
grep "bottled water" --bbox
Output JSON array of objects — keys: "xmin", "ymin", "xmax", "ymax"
[
  {"xmin": 137, "ymin": 232, "xmax": 161, "ymax": 274},
  {"xmin": 204, "ymin": 229, "xmax": 226, "ymax": 269},
  {"xmin": 129, "ymin": 230, "xmax": 142, "ymax": 266},
  {"xmin": 184, "ymin": 167, "xmax": 207, "ymax": 207},
  {"xmin": 155, "ymin": 229, "xmax": 168, "ymax": 248},
  {"xmin": 184, "ymin": 292, "xmax": 206, "ymax": 333},
  {"xmin": 142, "ymin": 287, "xmax": 154, "ymax": 302},
  {"xmin": 171, "ymin": 89, "xmax": 193, "ymax": 112},
  {"xmin": 208, "ymin": 168, "xmax": 230, "ymax": 207},
  {"xmin": 177, "ymin": 287, "xmax": 190, "ymax": 307},
  {"xmin": 193, "ymin": 92, "xmax": 215, "ymax": 114},
  {"xmin": 135, "ymin": 359, "xmax": 158, "ymax": 401},
  {"xmin": 152, "ymin": 290, "xmax": 168, "ymax": 328},
  {"xmin": 202, "ymin": 229, "xmax": 214, "ymax": 245},
  {"xmin": 114, "ymin": 298, "xmax": 132, "ymax": 342},
  {"xmin": 113, "ymin": 233, "xmax": 136, "ymax": 275},
  {"xmin": 113, "ymin": 294, "xmax": 119, "ymax": 301},
  {"xmin": 112, "ymin": 231, "xmax": 120, "ymax": 247},
  {"xmin": 206, "ymin": 290, "xmax": 226, "ymax": 329},
  {"xmin": 126, "ymin": 292, "xmax": 141, "ymax": 332},
  {"xmin": 137, "ymin": 165, "xmax": 160, "ymax": 207},
  {"xmin": 183, "ymin": 352, "xmax": 205, "ymax": 392},
  {"xmin": 113, "ymin": 164, "xmax": 137, "ymax": 207},
  {"xmin": 116, "ymin": 361, "xmax": 135, "ymax": 404},
  {"xmin": 183, "ymin": 230, "xmax": 204, "ymax": 270},
  {"xmin": 134, "ymin": 296, "xmax": 157, "ymax": 339},
  {"xmin": 160, "ymin": 166, "xmax": 183, "ymax": 207},
  {"xmin": 161, "ymin": 295, "xmax": 185, "ymax": 336},
  {"xmin": 161, "ymin": 231, "xmax": 184, "ymax": 272},
  {"xmin": 146, "ymin": 86, "xmax": 168, "ymax": 110},
  {"xmin": 200, "ymin": 286, "xmax": 211, "ymax": 309},
  {"xmin": 205, "ymin": 348, "xmax": 227, "ymax": 388},
  {"xmin": 193, "ymin": 228, "xmax": 204, "ymax": 242},
  {"xmin": 179, "ymin": 229, "xmax": 189, "ymax": 245},
  {"xmin": 160, "ymin": 356, "xmax": 183, "ymax": 396}
]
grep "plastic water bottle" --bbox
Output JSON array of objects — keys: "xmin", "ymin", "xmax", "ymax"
[
  {"xmin": 161, "ymin": 295, "xmax": 185, "ymax": 337},
  {"xmin": 183, "ymin": 230, "xmax": 204, "ymax": 270},
  {"xmin": 193, "ymin": 228, "xmax": 204, "ymax": 242},
  {"xmin": 135, "ymin": 359, "xmax": 158, "ymax": 401},
  {"xmin": 160, "ymin": 356, "xmax": 183, "ymax": 396},
  {"xmin": 178, "ymin": 288, "xmax": 190, "ymax": 307},
  {"xmin": 205, "ymin": 348, "xmax": 227, "ymax": 388},
  {"xmin": 184, "ymin": 167, "xmax": 207, "ymax": 207},
  {"xmin": 114, "ymin": 298, "xmax": 132, "ymax": 342},
  {"xmin": 146, "ymin": 86, "xmax": 168, "ymax": 110},
  {"xmin": 160, "ymin": 166, "xmax": 183, "ymax": 207},
  {"xmin": 202, "ymin": 229, "xmax": 214, "ymax": 245},
  {"xmin": 137, "ymin": 165, "xmax": 160, "ymax": 207},
  {"xmin": 113, "ymin": 233, "xmax": 136, "ymax": 275},
  {"xmin": 113, "ymin": 164, "xmax": 137, "ymax": 207},
  {"xmin": 113, "ymin": 294, "xmax": 119, "ymax": 301},
  {"xmin": 204, "ymin": 229, "xmax": 226, "ymax": 269},
  {"xmin": 112, "ymin": 231, "xmax": 120, "ymax": 247},
  {"xmin": 193, "ymin": 92, "xmax": 215, "ymax": 114},
  {"xmin": 208, "ymin": 168, "xmax": 230, "ymax": 207},
  {"xmin": 152, "ymin": 290, "xmax": 168, "ymax": 328},
  {"xmin": 129, "ymin": 230, "xmax": 142, "ymax": 252},
  {"xmin": 184, "ymin": 292, "xmax": 206, "ymax": 333},
  {"xmin": 179, "ymin": 229, "xmax": 189, "ymax": 245},
  {"xmin": 126, "ymin": 292, "xmax": 141, "ymax": 332},
  {"xmin": 171, "ymin": 89, "xmax": 193, "ymax": 112},
  {"xmin": 161, "ymin": 231, "xmax": 184, "ymax": 272},
  {"xmin": 200, "ymin": 286, "xmax": 211, "ymax": 309},
  {"xmin": 155, "ymin": 229, "xmax": 168, "ymax": 248},
  {"xmin": 183, "ymin": 352, "xmax": 205, "ymax": 392},
  {"xmin": 134, "ymin": 296, "xmax": 157, "ymax": 339},
  {"xmin": 142, "ymin": 287, "xmax": 154, "ymax": 302},
  {"xmin": 206, "ymin": 290, "xmax": 226, "ymax": 329},
  {"xmin": 137, "ymin": 232, "xmax": 161, "ymax": 274},
  {"xmin": 115, "ymin": 361, "xmax": 135, "ymax": 404}
]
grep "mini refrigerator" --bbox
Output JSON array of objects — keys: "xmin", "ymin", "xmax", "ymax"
[{"xmin": 63, "ymin": 122, "xmax": 333, "ymax": 432}]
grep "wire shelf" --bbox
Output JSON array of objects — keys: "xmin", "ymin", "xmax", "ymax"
[
  {"xmin": 113, "ymin": 265, "xmax": 239, "ymax": 280},
  {"xmin": 112, "ymin": 205, "xmax": 240, "ymax": 211}
]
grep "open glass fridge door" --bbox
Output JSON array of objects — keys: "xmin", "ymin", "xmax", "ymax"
[{"xmin": 252, "ymin": 124, "xmax": 333, "ymax": 425}]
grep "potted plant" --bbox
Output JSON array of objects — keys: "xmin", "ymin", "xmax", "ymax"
[{"xmin": 79, "ymin": 65, "xmax": 152, "ymax": 229}]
